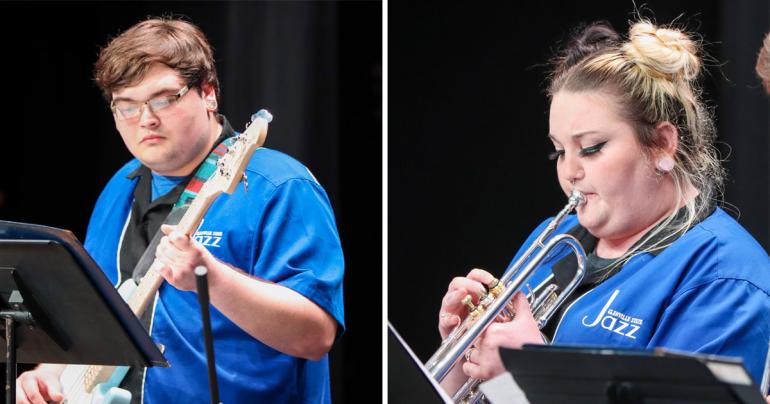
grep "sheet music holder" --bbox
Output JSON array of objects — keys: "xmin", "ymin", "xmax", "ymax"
[
  {"xmin": 497, "ymin": 345, "xmax": 765, "ymax": 404},
  {"xmin": 388, "ymin": 322, "xmax": 452, "ymax": 403},
  {"xmin": 0, "ymin": 220, "xmax": 167, "ymax": 401}
]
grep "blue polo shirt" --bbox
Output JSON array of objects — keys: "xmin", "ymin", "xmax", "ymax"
[
  {"xmin": 508, "ymin": 208, "xmax": 770, "ymax": 384},
  {"xmin": 84, "ymin": 147, "xmax": 345, "ymax": 403}
]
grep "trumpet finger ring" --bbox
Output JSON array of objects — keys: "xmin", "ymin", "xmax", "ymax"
[{"xmin": 464, "ymin": 347, "xmax": 475, "ymax": 363}]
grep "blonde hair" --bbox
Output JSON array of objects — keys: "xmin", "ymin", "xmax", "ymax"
[
  {"xmin": 548, "ymin": 20, "xmax": 724, "ymax": 269},
  {"xmin": 757, "ymin": 32, "xmax": 770, "ymax": 92}
]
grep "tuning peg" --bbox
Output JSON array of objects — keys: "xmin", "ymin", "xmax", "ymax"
[
  {"xmin": 252, "ymin": 109, "xmax": 273, "ymax": 123},
  {"xmin": 242, "ymin": 172, "xmax": 249, "ymax": 192}
]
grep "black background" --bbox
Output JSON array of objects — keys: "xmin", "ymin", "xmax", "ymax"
[
  {"xmin": 389, "ymin": 0, "xmax": 770, "ymax": 367},
  {"xmin": 0, "ymin": 1, "xmax": 381, "ymax": 403},
  {"xmin": 1, "ymin": 0, "xmax": 769, "ymax": 402}
]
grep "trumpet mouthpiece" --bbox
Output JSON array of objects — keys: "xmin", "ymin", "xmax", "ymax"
[{"xmin": 569, "ymin": 190, "xmax": 586, "ymax": 206}]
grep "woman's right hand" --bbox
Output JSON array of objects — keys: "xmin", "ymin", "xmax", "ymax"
[
  {"xmin": 15, "ymin": 365, "xmax": 65, "ymax": 404},
  {"xmin": 438, "ymin": 268, "xmax": 497, "ymax": 340}
]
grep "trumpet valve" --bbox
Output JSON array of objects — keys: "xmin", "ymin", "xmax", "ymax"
[
  {"xmin": 462, "ymin": 295, "xmax": 477, "ymax": 312},
  {"xmin": 462, "ymin": 294, "xmax": 487, "ymax": 319},
  {"xmin": 497, "ymin": 302, "xmax": 515, "ymax": 322},
  {"xmin": 487, "ymin": 278, "xmax": 504, "ymax": 298}
]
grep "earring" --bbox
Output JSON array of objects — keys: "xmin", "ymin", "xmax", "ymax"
[
  {"xmin": 206, "ymin": 99, "xmax": 217, "ymax": 110},
  {"xmin": 657, "ymin": 156, "xmax": 675, "ymax": 172}
]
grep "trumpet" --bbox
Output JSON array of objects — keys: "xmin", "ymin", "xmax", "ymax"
[{"xmin": 425, "ymin": 190, "xmax": 588, "ymax": 403}]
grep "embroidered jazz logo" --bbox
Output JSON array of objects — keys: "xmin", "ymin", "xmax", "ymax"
[
  {"xmin": 193, "ymin": 229, "xmax": 223, "ymax": 248},
  {"xmin": 581, "ymin": 289, "xmax": 642, "ymax": 339}
]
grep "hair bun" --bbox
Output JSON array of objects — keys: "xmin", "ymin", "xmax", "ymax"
[{"xmin": 625, "ymin": 21, "xmax": 701, "ymax": 81}]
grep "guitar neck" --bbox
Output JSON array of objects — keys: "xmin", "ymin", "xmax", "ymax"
[{"xmin": 127, "ymin": 190, "xmax": 220, "ymax": 316}]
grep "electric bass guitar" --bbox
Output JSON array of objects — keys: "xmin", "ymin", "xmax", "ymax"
[{"xmin": 59, "ymin": 109, "xmax": 272, "ymax": 404}]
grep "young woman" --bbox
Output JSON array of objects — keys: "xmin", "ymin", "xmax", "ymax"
[{"xmin": 438, "ymin": 19, "xmax": 770, "ymax": 396}]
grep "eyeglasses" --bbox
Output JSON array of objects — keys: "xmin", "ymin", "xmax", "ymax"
[{"xmin": 110, "ymin": 85, "xmax": 190, "ymax": 121}]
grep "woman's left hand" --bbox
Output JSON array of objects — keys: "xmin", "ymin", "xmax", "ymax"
[{"xmin": 462, "ymin": 291, "xmax": 545, "ymax": 380}]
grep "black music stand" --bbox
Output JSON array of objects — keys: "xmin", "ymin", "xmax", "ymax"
[
  {"xmin": 388, "ymin": 322, "xmax": 453, "ymax": 403},
  {"xmin": 496, "ymin": 345, "xmax": 765, "ymax": 404},
  {"xmin": 0, "ymin": 220, "xmax": 167, "ymax": 403}
]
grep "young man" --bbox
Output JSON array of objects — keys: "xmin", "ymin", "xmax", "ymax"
[{"xmin": 16, "ymin": 18, "xmax": 344, "ymax": 404}]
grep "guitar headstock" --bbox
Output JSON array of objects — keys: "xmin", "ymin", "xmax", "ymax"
[{"xmin": 204, "ymin": 109, "xmax": 272, "ymax": 196}]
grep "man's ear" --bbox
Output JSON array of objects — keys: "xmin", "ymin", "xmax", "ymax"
[{"xmin": 200, "ymin": 82, "xmax": 218, "ymax": 110}]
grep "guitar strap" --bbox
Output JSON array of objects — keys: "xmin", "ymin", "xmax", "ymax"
[
  {"xmin": 175, "ymin": 136, "xmax": 238, "ymax": 209},
  {"xmin": 128, "ymin": 135, "xmax": 238, "ymax": 283}
]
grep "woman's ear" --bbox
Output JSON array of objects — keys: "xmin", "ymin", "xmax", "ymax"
[
  {"xmin": 655, "ymin": 121, "xmax": 679, "ymax": 156},
  {"xmin": 654, "ymin": 121, "xmax": 679, "ymax": 173}
]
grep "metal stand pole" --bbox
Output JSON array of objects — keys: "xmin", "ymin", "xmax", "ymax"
[
  {"xmin": 1, "ymin": 289, "xmax": 35, "ymax": 404},
  {"xmin": 195, "ymin": 266, "xmax": 220, "ymax": 404},
  {"xmin": 5, "ymin": 315, "xmax": 15, "ymax": 404}
]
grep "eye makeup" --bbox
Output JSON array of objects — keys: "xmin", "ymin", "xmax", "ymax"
[
  {"xmin": 547, "ymin": 141, "xmax": 607, "ymax": 161},
  {"xmin": 579, "ymin": 141, "xmax": 607, "ymax": 157}
]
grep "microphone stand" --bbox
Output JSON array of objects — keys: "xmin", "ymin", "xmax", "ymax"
[{"xmin": 195, "ymin": 266, "xmax": 221, "ymax": 404}]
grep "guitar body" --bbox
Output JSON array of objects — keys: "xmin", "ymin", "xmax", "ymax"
[
  {"xmin": 61, "ymin": 280, "xmax": 135, "ymax": 404},
  {"xmin": 60, "ymin": 364, "xmax": 131, "ymax": 404},
  {"xmin": 90, "ymin": 370, "xmax": 132, "ymax": 404}
]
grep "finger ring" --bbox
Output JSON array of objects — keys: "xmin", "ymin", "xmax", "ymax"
[
  {"xmin": 464, "ymin": 347, "xmax": 475, "ymax": 363},
  {"xmin": 439, "ymin": 312, "xmax": 452, "ymax": 319}
]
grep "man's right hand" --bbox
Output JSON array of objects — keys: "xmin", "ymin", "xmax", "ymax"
[{"xmin": 16, "ymin": 365, "xmax": 65, "ymax": 404}]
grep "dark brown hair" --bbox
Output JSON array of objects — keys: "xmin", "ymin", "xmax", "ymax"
[{"xmin": 94, "ymin": 17, "xmax": 219, "ymax": 102}]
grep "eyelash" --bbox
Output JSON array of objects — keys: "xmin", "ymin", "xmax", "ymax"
[
  {"xmin": 548, "ymin": 141, "xmax": 607, "ymax": 161},
  {"xmin": 548, "ymin": 150, "xmax": 563, "ymax": 161}
]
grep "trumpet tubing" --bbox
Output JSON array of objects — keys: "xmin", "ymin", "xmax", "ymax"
[{"xmin": 425, "ymin": 191, "xmax": 587, "ymax": 403}]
